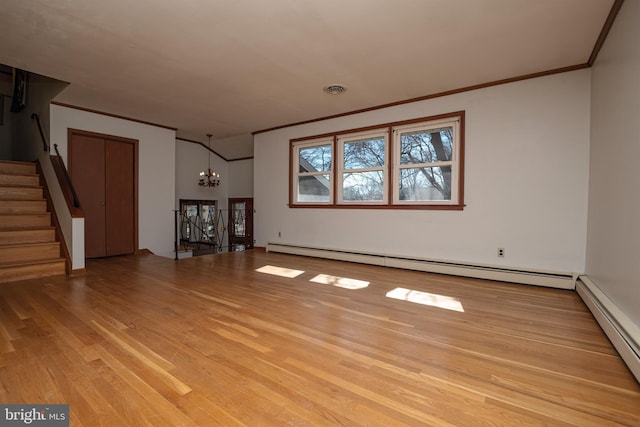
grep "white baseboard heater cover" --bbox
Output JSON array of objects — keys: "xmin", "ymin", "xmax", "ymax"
[
  {"xmin": 266, "ymin": 243, "xmax": 576, "ymax": 290},
  {"xmin": 576, "ymin": 277, "xmax": 640, "ymax": 383}
]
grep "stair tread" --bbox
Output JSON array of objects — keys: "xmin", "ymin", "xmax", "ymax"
[
  {"xmin": 0, "ymin": 201, "xmax": 46, "ymax": 207},
  {"xmin": 0, "ymin": 219, "xmax": 50, "ymax": 223},
  {"xmin": 0, "ymin": 212, "xmax": 50, "ymax": 216},
  {"xmin": 0, "ymin": 172, "xmax": 39, "ymax": 177},
  {"xmin": 0, "ymin": 241, "xmax": 60, "ymax": 249},
  {"xmin": 0, "ymin": 160, "xmax": 36, "ymax": 166},
  {"xmin": 0, "ymin": 164, "xmax": 36, "ymax": 172},
  {"xmin": 0, "ymin": 226, "xmax": 55, "ymax": 232},
  {"xmin": 0, "ymin": 198, "xmax": 47, "ymax": 202},
  {"xmin": 0, "ymin": 198, "xmax": 47, "ymax": 201},
  {"xmin": 0, "ymin": 229, "xmax": 56, "ymax": 241},
  {"xmin": 0, "ymin": 184, "xmax": 43, "ymax": 188},
  {"xmin": 0, "ymin": 258, "xmax": 65, "ymax": 268}
]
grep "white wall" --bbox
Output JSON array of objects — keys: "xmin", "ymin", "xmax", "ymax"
[
  {"xmin": 175, "ymin": 140, "xmax": 254, "ymax": 251},
  {"xmin": 175, "ymin": 138, "xmax": 229, "ymax": 209},
  {"xmin": 175, "ymin": 138, "xmax": 229, "ymax": 248},
  {"xmin": 228, "ymin": 158, "xmax": 254, "ymax": 198},
  {"xmin": 50, "ymin": 104, "xmax": 176, "ymax": 258},
  {"xmin": 587, "ymin": 0, "xmax": 640, "ymax": 327},
  {"xmin": 255, "ymin": 70, "xmax": 591, "ymax": 274}
]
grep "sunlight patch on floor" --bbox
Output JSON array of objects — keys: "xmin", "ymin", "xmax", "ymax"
[
  {"xmin": 385, "ymin": 287, "xmax": 464, "ymax": 312},
  {"xmin": 310, "ymin": 274, "xmax": 369, "ymax": 290},
  {"xmin": 255, "ymin": 265, "xmax": 305, "ymax": 278}
]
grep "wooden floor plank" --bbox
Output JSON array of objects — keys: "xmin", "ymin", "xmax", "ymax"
[{"xmin": 0, "ymin": 249, "xmax": 638, "ymax": 426}]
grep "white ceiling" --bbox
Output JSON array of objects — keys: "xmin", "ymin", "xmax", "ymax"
[{"xmin": 0, "ymin": 0, "xmax": 614, "ymax": 159}]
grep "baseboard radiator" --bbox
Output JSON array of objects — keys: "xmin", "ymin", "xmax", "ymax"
[
  {"xmin": 266, "ymin": 242, "xmax": 576, "ymax": 289},
  {"xmin": 576, "ymin": 277, "xmax": 640, "ymax": 383}
]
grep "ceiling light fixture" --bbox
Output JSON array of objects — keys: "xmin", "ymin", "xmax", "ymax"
[
  {"xmin": 198, "ymin": 134, "xmax": 220, "ymax": 187},
  {"xmin": 323, "ymin": 84, "xmax": 346, "ymax": 95}
]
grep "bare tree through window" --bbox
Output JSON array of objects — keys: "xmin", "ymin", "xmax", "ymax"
[
  {"xmin": 399, "ymin": 127, "xmax": 453, "ymax": 201},
  {"xmin": 342, "ymin": 137, "xmax": 386, "ymax": 201},
  {"xmin": 290, "ymin": 111, "xmax": 463, "ymax": 208}
]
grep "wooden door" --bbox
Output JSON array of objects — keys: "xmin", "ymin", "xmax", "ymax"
[
  {"xmin": 105, "ymin": 140, "xmax": 135, "ymax": 256},
  {"xmin": 69, "ymin": 130, "xmax": 137, "ymax": 258},
  {"xmin": 228, "ymin": 198, "xmax": 253, "ymax": 251},
  {"xmin": 70, "ymin": 134, "xmax": 106, "ymax": 258}
]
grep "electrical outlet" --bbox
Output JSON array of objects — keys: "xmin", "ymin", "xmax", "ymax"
[{"xmin": 497, "ymin": 248, "xmax": 505, "ymax": 258}]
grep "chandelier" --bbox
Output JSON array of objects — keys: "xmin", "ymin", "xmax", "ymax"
[{"xmin": 198, "ymin": 134, "xmax": 220, "ymax": 187}]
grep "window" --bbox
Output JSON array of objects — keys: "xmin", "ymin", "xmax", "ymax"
[
  {"xmin": 338, "ymin": 130, "xmax": 389, "ymax": 204},
  {"xmin": 393, "ymin": 117, "xmax": 460, "ymax": 205},
  {"xmin": 291, "ymin": 138, "xmax": 333, "ymax": 204},
  {"xmin": 289, "ymin": 111, "xmax": 464, "ymax": 209}
]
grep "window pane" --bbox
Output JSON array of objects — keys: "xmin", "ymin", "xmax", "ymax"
[
  {"xmin": 297, "ymin": 174, "xmax": 331, "ymax": 202},
  {"xmin": 343, "ymin": 137, "xmax": 385, "ymax": 169},
  {"xmin": 399, "ymin": 166, "xmax": 451, "ymax": 201},
  {"xmin": 342, "ymin": 171, "xmax": 384, "ymax": 201},
  {"xmin": 299, "ymin": 145, "xmax": 332, "ymax": 172},
  {"xmin": 201, "ymin": 204, "xmax": 216, "ymax": 239},
  {"xmin": 231, "ymin": 202, "xmax": 246, "ymax": 237},
  {"xmin": 400, "ymin": 127, "xmax": 453, "ymax": 165}
]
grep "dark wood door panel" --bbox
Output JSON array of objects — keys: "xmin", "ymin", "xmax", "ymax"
[
  {"xmin": 70, "ymin": 134, "xmax": 106, "ymax": 258},
  {"xmin": 105, "ymin": 140, "xmax": 135, "ymax": 256}
]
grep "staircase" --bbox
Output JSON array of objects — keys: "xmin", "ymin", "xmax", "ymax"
[{"xmin": 0, "ymin": 160, "xmax": 66, "ymax": 283}]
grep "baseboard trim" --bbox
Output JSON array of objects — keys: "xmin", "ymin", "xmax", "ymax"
[
  {"xmin": 266, "ymin": 242, "xmax": 576, "ymax": 289},
  {"xmin": 70, "ymin": 268, "xmax": 86, "ymax": 276},
  {"xmin": 576, "ymin": 276, "xmax": 640, "ymax": 383}
]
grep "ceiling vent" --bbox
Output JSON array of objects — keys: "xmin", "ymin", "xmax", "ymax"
[{"xmin": 323, "ymin": 84, "xmax": 347, "ymax": 95}]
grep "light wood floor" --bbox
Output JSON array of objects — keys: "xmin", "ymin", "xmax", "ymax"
[{"xmin": 0, "ymin": 250, "xmax": 638, "ymax": 426}]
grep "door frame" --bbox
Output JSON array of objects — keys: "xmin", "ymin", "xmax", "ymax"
[{"xmin": 68, "ymin": 128, "xmax": 139, "ymax": 256}]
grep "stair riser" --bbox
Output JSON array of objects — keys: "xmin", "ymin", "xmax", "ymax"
[
  {"xmin": 0, "ymin": 162, "xmax": 36, "ymax": 175},
  {"xmin": 0, "ymin": 261, "xmax": 66, "ymax": 283},
  {"xmin": 0, "ymin": 187, "xmax": 43, "ymax": 200},
  {"xmin": 0, "ymin": 229, "xmax": 56, "ymax": 245},
  {"xmin": 0, "ymin": 214, "xmax": 51, "ymax": 229},
  {"xmin": 0, "ymin": 174, "xmax": 40, "ymax": 186},
  {"xmin": 0, "ymin": 243, "xmax": 60, "ymax": 264},
  {"xmin": 0, "ymin": 162, "xmax": 65, "ymax": 282},
  {"xmin": 0, "ymin": 200, "xmax": 48, "ymax": 213}
]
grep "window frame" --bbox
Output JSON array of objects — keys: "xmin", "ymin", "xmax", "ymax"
[
  {"xmin": 290, "ymin": 136, "xmax": 334, "ymax": 206},
  {"xmin": 392, "ymin": 116, "xmax": 461, "ymax": 206},
  {"xmin": 288, "ymin": 111, "xmax": 465, "ymax": 210},
  {"xmin": 337, "ymin": 129, "xmax": 390, "ymax": 205}
]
